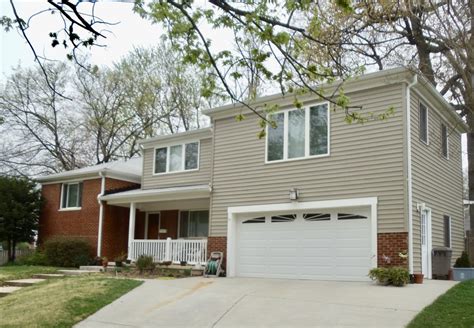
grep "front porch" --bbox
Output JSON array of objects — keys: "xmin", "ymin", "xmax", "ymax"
[{"xmin": 100, "ymin": 185, "xmax": 211, "ymax": 265}]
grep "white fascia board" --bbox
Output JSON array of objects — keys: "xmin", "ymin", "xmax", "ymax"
[
  {"xmin": 228, "ymin": 197, "xmax": 378, "ymax": 216},
  {"xmin": 101, "ymin": 185, "xmax": 211, "ymax": 205}
]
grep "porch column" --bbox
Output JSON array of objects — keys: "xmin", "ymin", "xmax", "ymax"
[{"xmin": 127, "ymin": 202, "xmax": 136, "ymax": 260}]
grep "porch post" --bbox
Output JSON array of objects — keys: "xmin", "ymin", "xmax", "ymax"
[{"xmin": 127, "ymin": 202, "xmax": 136, "ymax": 260}]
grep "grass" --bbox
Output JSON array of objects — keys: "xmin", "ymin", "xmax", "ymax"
[
  {"xmin": 0, "ymin": 275, "xmax": 142, "ymax": 328},
  {"xmin": 0, "ymin": 265, "xmax": 59, "ymax": 285},
  {"xmin": 408, "ymin": 280, "xmax": 474, "ymax": 328}
]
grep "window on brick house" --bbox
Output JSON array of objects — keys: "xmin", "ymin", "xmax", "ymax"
[
  {"xmin": 179, "ymin": 210, "xmax": 209, "ymax": 238},
  {"xmin": 60, "ymin": 182, "xmax": 83, "ymax": 209}
]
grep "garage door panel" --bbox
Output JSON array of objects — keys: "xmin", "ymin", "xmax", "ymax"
[{"xmin": 236, "ymin": 207, "xmax": 373, "ymax": 281}]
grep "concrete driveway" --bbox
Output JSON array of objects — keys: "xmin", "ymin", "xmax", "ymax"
[{"xmin": 76, "ymin": 277, "xmax": 456, "ymax": 328}]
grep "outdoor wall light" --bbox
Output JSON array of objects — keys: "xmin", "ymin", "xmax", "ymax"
[{"xmin": 289, "ymin": 188, "xmax": 299, "ymax": 201}]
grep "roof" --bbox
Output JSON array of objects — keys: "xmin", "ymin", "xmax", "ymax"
[
  {"xmin": 138, "ymin": 128, "xmax": 213, "ymax": 149},
  {"xmin": 100, "ymin": 184, "xmax": 211, "ymax": 205},
  {"xmin": 202, "ymin": 67, "xmax": 468, "ymax": 132},
  {"xmin": 35, "ymin": 157, "xmax": 142, "ymax": 184}
]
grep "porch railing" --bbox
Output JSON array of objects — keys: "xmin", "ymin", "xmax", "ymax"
[{"xmin": 129, "ymin": 238, "xmax": 207, "ymax": 265}]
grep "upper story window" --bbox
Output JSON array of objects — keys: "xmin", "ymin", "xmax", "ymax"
[
  {"xmin": 61, "ymin": 182, "xmax": 83, "ymax": 209},
  {"xmin": 419, "ymin": 103, "xmax": 429, "ymax": 144},
  {"xmin": 266, "ymin": 103, "xmax": 329, "ymax": 162},
  {"xmin": 441, "ymin": 123, "xmax": 449, "ymax": 159},
  {"xmin": 154, "ymin": 141, "xmax": 199, "ymax": 174}
]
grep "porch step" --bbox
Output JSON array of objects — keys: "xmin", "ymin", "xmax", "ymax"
[
  {"xmin": 4, "ymin": 278, "xmax": 46, "ymax": 287},
  {"xmin": 32, "ymin": 273, "xmax": 66, "ymax": 279},
  {"xmin": 0, "ymin": 286, "xmax": 22, "ymax": 297},
  {"xmin": 58, "ymin": 269, "xmax": 98, "ymax": 276}
]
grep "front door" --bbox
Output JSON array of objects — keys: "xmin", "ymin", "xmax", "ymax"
[
  {"xmin": 158, "ymin": 210, "xmax": 178, "ymax": 239},
  {"xmin": 147, "ymin": 213, "xmax": 160, "ymax": 239},
  {"xmin": 421, "ymin": 208, "xmax": 432, "ymax": 278}
]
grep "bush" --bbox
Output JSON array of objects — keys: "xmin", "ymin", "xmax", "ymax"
[
  {"xmin": 369, "ymin": 267, "xmax": 410, "ymax": 287},
  {"xmin": 135, "ymin": 255, "xmax": 155, "ymax": 273},
  {"xmin": 16, "ymin": 251, "xmax": 48, "ymax": 266},
  {"xmin": 44, "ymin": 237, "xmax": 91, "ymax": 267},
  {"xmin": 454, "ymin": 251, "xmax": 471, "ymax": 268}
]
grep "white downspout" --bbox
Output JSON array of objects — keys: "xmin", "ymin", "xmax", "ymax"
[
  {"xmin": 97, "ymin": 171, "xmax": 106, "ymax": 257},
  {"xmin": 407, "ymin": 74, "xmax": 418, "ymax": 274}
]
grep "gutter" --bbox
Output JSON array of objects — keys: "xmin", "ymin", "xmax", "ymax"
[
  {"xmin": 96, "ymin": 171, "xmax": 106, "ymax": 257},
  {"xmin": 407, "ymin": 74, "xmax": 418, "ymax": 274}
]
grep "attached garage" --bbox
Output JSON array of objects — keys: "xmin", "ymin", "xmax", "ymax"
[{"xmin": 226, "ymin": 198, "xmax": 378, "ymax": 281}]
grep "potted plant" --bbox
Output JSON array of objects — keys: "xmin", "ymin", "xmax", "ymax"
[
  {"xmin": 452, "ymin": 252, "xmax": 474, "ymax": 281},
  {"xmin": 413, "ymin": 273, "xmax": 424, "ymax": 284},
  {"xmin": 101, "ymin": 257, "xmax": 108, "ymax": 271},
  {"xmin": 114, "ymin": 253, "xmax": 127, "ymax": 267}
]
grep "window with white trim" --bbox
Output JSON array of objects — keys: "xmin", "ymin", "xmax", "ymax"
[
  {"xmin": 154, "ymin": 141, "xmax": 199, "ymax": 174},
  {"xmin": 267, "ymin": 103, "xmax": 329, "ymax": 162},
  {"xmin": 443, "ymin": 215, "xmax": 451, "ymax": 248},
  {"xmin": 441, "ymin": 124, "xmax": 449, "ymax": 158},
  {"xmin": 60, "ymin": 182, "xmax": 83, "ymax": 209},
  {"xmin": 419, "ymin": 103, "xmax": 429, "ymax": 144},
  {"xmin": 179, "ymin": 210, "xmax": 209, "ymax": 238}
]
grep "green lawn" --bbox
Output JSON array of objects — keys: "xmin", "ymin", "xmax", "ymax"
[
  {"xmin": 408, "ymin": 280, "xmax": 474, "ymax": 328},
  {"xmin": 0, "ymin": 265, "xmax": 59, "ymax": 284},
  {"xmin": 0, "ymin": 275, "xmax": 142, "ymax": 328}
]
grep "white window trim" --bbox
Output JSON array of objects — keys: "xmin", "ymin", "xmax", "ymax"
[
  {"xmin": 419, "ymin": 102, "xmax": 430, "ymax": 145},
  {"xmin": 59, "ymin": 182, "xmax": 82, "ymax": 210},
  {"xmin": 177, "ymin": 208, "xmax": 209, "ymax": 239},
  {"xmin": 441, "ymin": 123, "xmax": 449, "ymax": 160},
  {"xmin": 153, "ymin": 140, "xmax": 200, "ymax": 176},
  {"xmin": 265, "ymin": 101, "xmax": 330, "ymax": 164}
]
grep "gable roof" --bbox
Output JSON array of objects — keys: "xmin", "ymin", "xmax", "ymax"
[{"xmin": 35, "ymin": 157, "xmax": 142, "ymax": 184}]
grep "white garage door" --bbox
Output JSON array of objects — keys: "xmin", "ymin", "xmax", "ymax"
[{"xmin": 236, "ymin": 208, "xmax": 372, "ymax": 281}]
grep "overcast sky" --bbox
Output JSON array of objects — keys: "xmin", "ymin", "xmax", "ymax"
[{"xmin": 0, "ymin": 0, "xmax": 230, "ymax": 79}]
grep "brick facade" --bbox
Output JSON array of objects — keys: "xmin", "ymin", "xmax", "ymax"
[
  {"xmin": 207, "ymin": 236, "xmax": 227, "ymax": 269},
  {"xmin": 38, "ymin": 177, "xmax": 139, "ymax": 260},
  {"xmin": 377, "ymin": 232, "xmax": 408, "ymax": 268}
]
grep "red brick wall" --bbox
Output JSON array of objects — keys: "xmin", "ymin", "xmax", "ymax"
[
  {"xmin": 208, "ymin": 236, "xmax": 227, "ymax": 269},
  {"xmin": 38, "ymin": 177, "xmax": 139, "ymax": 259},
  {"xmin": 377, "ymin": 232, "xmax": 408, "ymax": 268}
]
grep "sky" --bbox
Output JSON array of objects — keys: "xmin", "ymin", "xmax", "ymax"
[{"xmin": 0, "ymin": 0, "xmax": 231, "ymax": 79}]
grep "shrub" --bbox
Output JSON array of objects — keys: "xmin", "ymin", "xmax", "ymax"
[
  {"xmin": 369, "ymin": 267, "xmax": 409, "ymax": 287},
  {"xmin": 135, "ymin": 255, "xmax": 155, "ymax": 273},
  {"xmin": 16, "ymin": 250, "xmax": 48, "ymax": 266},
  {"xmin": 44, "ymin": 237, "xmax": 91, "ymax": 267},
  {"xmin": 454, "ymin": 251, "xmax": 471, "ymax": 268}
]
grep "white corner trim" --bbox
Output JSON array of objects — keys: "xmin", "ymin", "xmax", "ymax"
[
  {"xmin": 226, "ymin": 197, "xmax": 378, "ymax": 278},
  {"xmin": 407, "ymin": 75, "xmax": 418, "ymax": 274}
]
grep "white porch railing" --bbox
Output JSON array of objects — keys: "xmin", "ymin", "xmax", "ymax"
[{"xmin": 129, "ymin": 238, "xmax": 207, "ymax": 265}]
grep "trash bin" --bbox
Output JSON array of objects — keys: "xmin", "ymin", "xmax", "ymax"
[{"xmin": 432, "ymin": 247, "xmax": 452, "ymax": 279}]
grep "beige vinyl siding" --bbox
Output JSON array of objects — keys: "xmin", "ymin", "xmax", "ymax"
[
  {"xmin": 210, "ymin": 84, "xmax": 406, "ymax": 236},
  {"xmin": 141, "ymin": 137, "xmax": 212, "ymax": 189},
  {"xmin": 410, "ymin": 92, "xmax": 464, "ymax": 272}
]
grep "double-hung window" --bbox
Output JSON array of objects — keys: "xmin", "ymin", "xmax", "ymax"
[
  {"xmin": 267, "ymin": 103, "xmax": 329, "ymax": 162},
  {"xmin": 61, "ymin": 182, "xmax": 83, "ymax": 209},
  {"xmin": 179, "ymin": 210, "xmax": 209, "ymax": 238},
  {"xmin": 419, "ymin": 103, "xmax": 429, "ymax": 144},
  {"xmin": 154, "ymin": 141, "xmax": 199, "ymax": 174},
  {"xmin": 441, "ymin": 124, "xmax": 449, "ymax": 159}
]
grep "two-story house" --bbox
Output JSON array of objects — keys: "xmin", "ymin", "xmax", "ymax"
[{"xmin": 38, "ymin": 68, "xmax": 467, "ymax": 281}]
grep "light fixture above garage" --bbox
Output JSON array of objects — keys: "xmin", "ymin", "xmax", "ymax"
[{"xmin": 289, "ymin": 188, "xmax": 299, "ymax": 201}]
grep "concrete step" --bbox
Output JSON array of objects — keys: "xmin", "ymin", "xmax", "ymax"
[
  {"xmin": 4, "ymin": 278, "xmax": 46, "ymax": 287},
  {"xmin": 32, "ymin": 273, "xmax": 66, "ymax": 279},
  {"xmin": 58, "ymin": 269, "xmax": 97, "ymax": 276},
  {"xmin": 0, "ymin": 286, "xmax": 22, "ymax": 297},
  {"xmin": 79, "ymin": 266, "xmax": 104, "ymax": 272}
]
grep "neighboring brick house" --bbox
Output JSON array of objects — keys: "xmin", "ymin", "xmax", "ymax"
[
  {"xmin": 37, "ymin": 158, "xmax": 143, "ymax": 259},
  {"xmin": 38, "ymin": 68, "xmax": 467, "ymax": 281}
]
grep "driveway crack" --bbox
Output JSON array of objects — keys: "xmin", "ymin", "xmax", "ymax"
[{"xmin": 211, "ymin": 293, "xmax": 249, "ymax": 327}]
